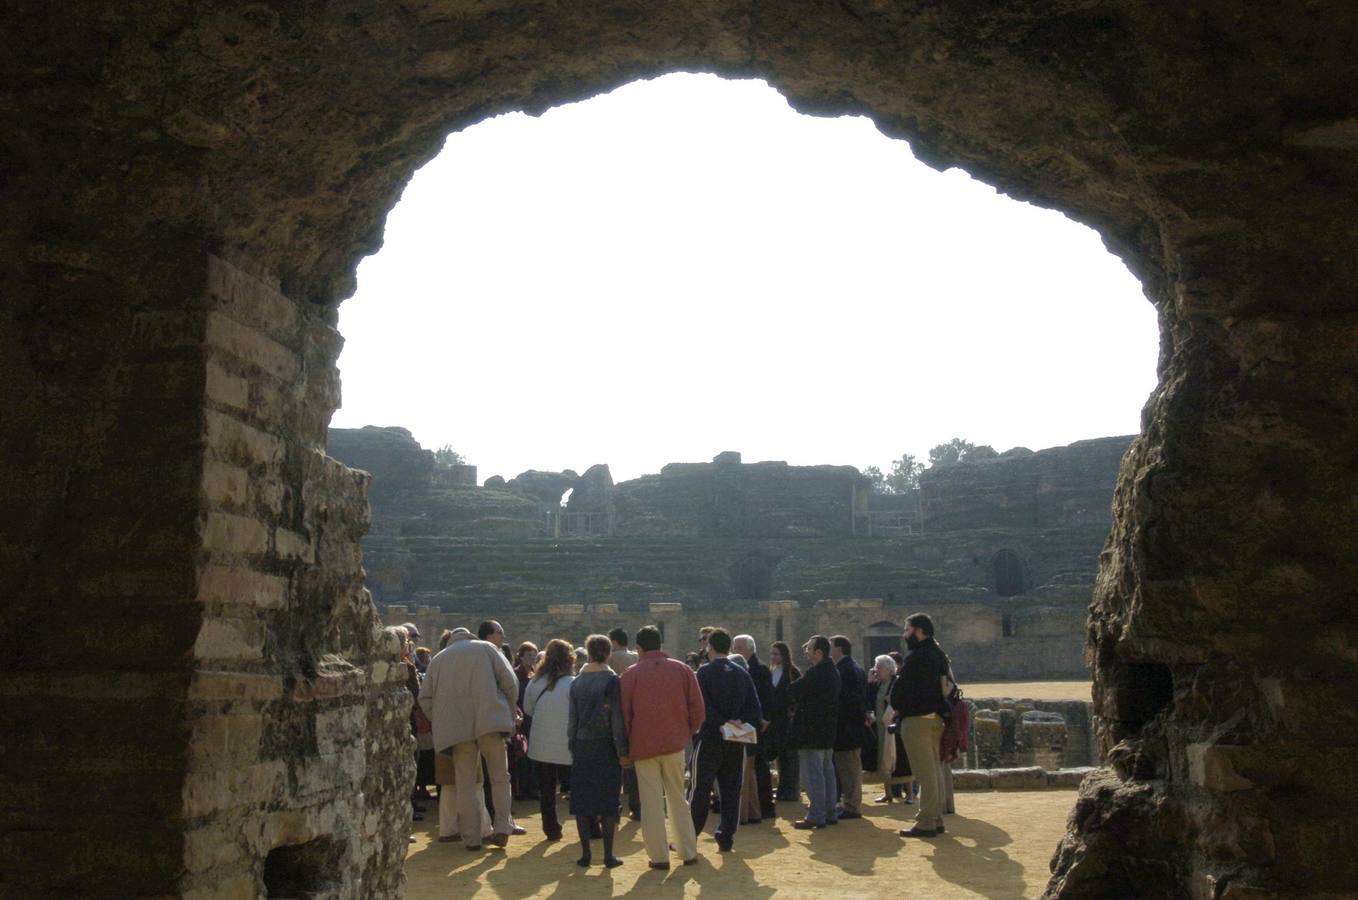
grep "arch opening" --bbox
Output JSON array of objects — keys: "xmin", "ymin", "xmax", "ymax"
[
  {"xmin": 13, "ymin": 6, "xmax": 1349, "ymax": 898},
  {"xmin": 992, "ymin": 548, "xmax": 1028, "ymax": 597}
]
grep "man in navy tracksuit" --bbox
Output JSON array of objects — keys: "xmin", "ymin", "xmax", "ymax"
[{"xmin": 690, "ymin": 627, "xmax": 763, "ymax": 852}]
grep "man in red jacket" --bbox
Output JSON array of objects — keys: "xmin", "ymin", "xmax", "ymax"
[{"xmin": 620, "ymin": 625, "xmax": 707, "ymax": 869}]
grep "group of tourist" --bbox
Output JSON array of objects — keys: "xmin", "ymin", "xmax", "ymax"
[{"xmin": 408, "ymin": 611, "xmax": 960, "ymax": 868}]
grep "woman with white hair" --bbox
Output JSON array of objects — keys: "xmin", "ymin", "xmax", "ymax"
[{"xmin": 870, "ymin": 654, "xmax": 912, "ymax": 802}]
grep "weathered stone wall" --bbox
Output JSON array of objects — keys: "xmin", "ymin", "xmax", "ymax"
[
  {"xmin": 2, "ymin": 255, "xmax": 411, "ymax": 897},
  {"xmin": 920, "ymin": 437, "xmax": 1130, "ymax": 531},
  {"xmin": 332, "ymin": 427, "xmax": 1121, "ymax": 600},
  {"xmin": 6, "ymin": 3, "xmax": 1357, "ymax": 898},
  {"xmin": 185, "ymin": 258, "xmax": 413, "ymax": 897}
]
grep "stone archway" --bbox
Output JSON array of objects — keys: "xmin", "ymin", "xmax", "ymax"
[{"xmin": 5, "ymin": 5, "xmax": 1356, "ymax": 898}]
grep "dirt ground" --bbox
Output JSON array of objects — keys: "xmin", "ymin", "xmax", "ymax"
[
  {"xmin": 404, "ymin": 788, "xmax": 1077, "ymax": 899},
  {"xmin": 963, "ymin": 681, "xmax": 1091, "ymax": 702}
]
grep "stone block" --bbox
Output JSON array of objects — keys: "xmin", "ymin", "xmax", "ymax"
[
  {"xmin": 205, "ymin": 408, "xmax": 284, "ymax": 468},
  {"xmin": 316, "ymin": 706, "xmax": 367, "ymax": 755},
  {"xmin": 205, "ymin": 359, "xmax": 251, "ymax": 410},
  {"xmin": 294, "ymin": 748, "xmax": 365, "ymax": 798},
  {"xmin": 202, "ymin": 460, "xmax": 248, "ymax": 508},
  {"xmin": 1187, "ymin": 743, "xmax": 1257, "ymax": 793},
  {"xmin": 183, "ymin": 821, "xmax": 245, "ymax": 875},
  {"xmin": 197, "ymin": 563, "xmax": 289, "ymax": 610},
  {"xmin": 130, "ymin": 309, "xmax": 207, "ymax": 349},
  {"xmin": 187, "ymin": 712, "xmax": 264, "ymax": 771},
  {"xmin": 291, "ymin": 666, "xmax": 365, "ymax": 701},
  {"xmin": 202, "ymin": 511, "xmax": 270, "ymax": 556},
  {"xmin": 207, "ymin": 254, "xmax": 300, "ymax": 342},
  {"xmin": 192, "ymin": 617, "xmax": 265, "ymax": 662},
  {"xmin": 205, "ymin": 311, "xmax": 300, "ymax": 382},
  {"xmin": 952, "ymin": 769, "xmax": 993, "ymax": 791},
  {"xmin": 275, "ymin": 527, "xmax": 314, "ymax": 563},
  {"xmin": 182, "ymin": 761, "xmax": 287, "ymax": 818},
  {"xmin": 76, "ymin": 566, "xmax": 197, "ymax": 603},
  {"xmin": 1048, "ymin": 767, "xmax": 1096, "ymax": 789},
  {"xmin": 189, "ymin": 671, "xmax": 284, "ymax": 702},
  {"xmin": 182, "ymin": 873, "xmax": 258, "ymax": 900},
  {"xmin": 990, "ymin": 766, "xmax": 1050, "ymax": 790}
]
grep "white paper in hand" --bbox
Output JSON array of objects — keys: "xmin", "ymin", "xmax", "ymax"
[{"xmin": 720, "ymin": 721, "xmax": 757, "ymax": 744}]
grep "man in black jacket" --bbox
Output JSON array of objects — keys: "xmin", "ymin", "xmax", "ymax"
[
  {"xmin": 732, "ymin": 634, "xmax": 776, "ymax": 820},
  {"xmin": 789, "ymin": 634, "xmax": 841, "ymax": 829},
  {"xmin": 830, "ymin": 635, "xmax": 868, "ymax": 820},
  {"xmin": 889, "ymin": 613, "xmax": 952, "ymax": 837},
  {"xmin": 691, "ymin": 628, "xmax": 763, "ymax": 852}
]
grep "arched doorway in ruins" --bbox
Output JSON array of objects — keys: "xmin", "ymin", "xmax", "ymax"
[
  {"xmin": 864, "ymin": 620, "xmax": 902, "ymax": 662},
  {"xmin": 7, "ymin": 6, "xmax": 1354, "ymax": 899}
]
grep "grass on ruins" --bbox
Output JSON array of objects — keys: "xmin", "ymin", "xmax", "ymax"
[{"xmin": 405, "ymin": 787, "xmax": 1077, "ymax": 899}]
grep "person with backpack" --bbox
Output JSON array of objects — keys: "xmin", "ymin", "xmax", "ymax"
[{"xmin": 890, "ymin": 613, "xmax": 954, "ymax": 838}]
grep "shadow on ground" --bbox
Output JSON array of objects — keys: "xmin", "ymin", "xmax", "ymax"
[{"xmin": 405, "ymin": 790, "xmax": 1071, "ymax": 899}]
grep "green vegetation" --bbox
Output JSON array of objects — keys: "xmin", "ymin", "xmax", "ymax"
[{"xmin": 434, "ymin": 444, "xmax": 466, "ymax": 467}]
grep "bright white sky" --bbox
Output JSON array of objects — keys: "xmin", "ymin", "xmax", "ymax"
[{"xmin": 333, "ymin": 73, "xmax": 1158, "ymax": 484}]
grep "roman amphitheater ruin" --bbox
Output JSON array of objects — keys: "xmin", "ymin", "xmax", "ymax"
[{"xmin": 4, "ymin": 3, "xmax": 1356, "ymax": 898}]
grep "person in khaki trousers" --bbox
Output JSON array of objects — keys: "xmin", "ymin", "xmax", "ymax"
[
  {"xmin": 829, "ymin": 635, "xmax": 868, "ymax": 819},
  {"xmin": 419, "ymin": 627, "xmax": 521, "ymax": 850},
  {"xmin": 619, "ymin": 626, "xmax": 708, "ymax": 869},
  {"xmin": 889, "ymin": 613, "xmax": 954, "ymax": 837}
]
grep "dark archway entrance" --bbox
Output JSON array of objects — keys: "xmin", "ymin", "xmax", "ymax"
[
  {"xmin": 731, "ymin": 552, "xmax": 776, "ymax": 601},
  {"xmin": 864, "ymin": 620, "xmax": 902, "ymax": 661},
  {"xmin": 992, "ymin": 549, "xmax": 1027, "ymax": 597},
  {"xmin": 6, "ymin": 5, "xmax": 1354, "ymax": 899}
]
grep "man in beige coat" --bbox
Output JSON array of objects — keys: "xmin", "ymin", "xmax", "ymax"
[{"xmin": 419, "ymin": 627, "xmax": 521, "ymax": 849}]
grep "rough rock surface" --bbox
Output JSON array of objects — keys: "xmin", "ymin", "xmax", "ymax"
[
  {"xmin": 328, "ymin": 426, "xmax": 435, "ymax": 506},
  {"xmin": 3, "ymin": 2, "xmax": 1357, "ymax": 897}
]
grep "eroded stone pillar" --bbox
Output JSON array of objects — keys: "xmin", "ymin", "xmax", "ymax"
[
  {"xmin": 1, "ymin": 251, "xmax": 410, "ymax": 897},
  {"xmin": 1046, "ymin": 239, "xmax": 1358, "ymax": 898},
  {"xmin": 182, "ymin": 256, "xmax": 410, "ymax": 898}
]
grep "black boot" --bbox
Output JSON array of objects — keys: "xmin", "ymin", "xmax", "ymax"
[
  {"xmin": 575, "ymin": 816, "xmax": 593, "ymax": 866},
  {"xmin": 601, "ymin": 816, "xmax": 622, "ymax": 867}
]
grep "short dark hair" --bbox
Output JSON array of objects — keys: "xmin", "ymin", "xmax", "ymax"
[
  {"xmin": 636, "ymin": 626, "xmax": 662, "ymax": 652},
  {"xmin": 831, "ymin": 635, "xmax": 852, "ymax": 656},
  {"xmin": 906, "ymin": 613, "xmax": 935, "ymax": 638},
  {"xmin": 707, "ymin": 628, "xmax": 732, "ymax": 655},
  {"xmin": 608, "ymin": 627, "xmax": 628, "ymax": 646},
  {"xmin": 477, "ymin": 620, "xmax": 500, "ymax": 640},
  {"xmin": 888, "ymin": 651, "xmax": 904, "ymax": 666},
  {"xmin": 807, "ymin": 634, "xmax": 831, "ymax": 657},
  {"xmin": 585, "ymin": 633, "xmax": 612, "ymax": 663}
]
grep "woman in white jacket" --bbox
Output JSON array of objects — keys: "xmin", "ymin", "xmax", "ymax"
[{"xmin": 523, "ymin": 639, "xmax": 575, "ymax": 841}]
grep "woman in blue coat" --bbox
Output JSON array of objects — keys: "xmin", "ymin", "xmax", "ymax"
[{"xmin": 567, "ymin": 634, "xmax": 630, "ymax": 867}]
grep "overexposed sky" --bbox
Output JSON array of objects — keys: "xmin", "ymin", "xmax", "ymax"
[{"xmin": 333, "ymin": 73, "xmax": 1158, "ymax": 484}]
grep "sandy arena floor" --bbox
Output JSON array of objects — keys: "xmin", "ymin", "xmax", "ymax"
[
  {"xmin": 963, "ymin": 681, "xmax": 1091, "ymax": 701},
  {"xmin": 405, "ymin": 788, "xmax": 1076, "ymax": 900}
]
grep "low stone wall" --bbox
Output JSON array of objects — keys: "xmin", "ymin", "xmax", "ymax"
[
  {"xmin": 953, "ymin": 766, "xmax": 1096, "ymax": 791},
  {"xmin": 966, "ymin": 697, "xmax": 1094, "ymax": 769}
]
